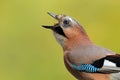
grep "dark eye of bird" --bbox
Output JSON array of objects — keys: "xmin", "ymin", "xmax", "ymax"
[{"xmin": 63, "ymin": 20, "xmax": 69, "ymax": 25}]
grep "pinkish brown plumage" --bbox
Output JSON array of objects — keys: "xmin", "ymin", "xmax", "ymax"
[{"xmin": 42, "ymin": 12, "xmax": 120, "ymax": 80}]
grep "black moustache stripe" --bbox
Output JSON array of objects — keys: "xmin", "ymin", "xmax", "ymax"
[{"xmin": 53, "ymin": 26, "xmax": 66, "ymax": 37}]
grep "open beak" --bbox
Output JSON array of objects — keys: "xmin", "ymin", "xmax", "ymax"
[
  {"xmin": 42, "ymin": 12, "xmax": 57, "ymax": 29},
  {"xmin": 42, "ymin": 12, "xmax": 67, "ymax": 37}
]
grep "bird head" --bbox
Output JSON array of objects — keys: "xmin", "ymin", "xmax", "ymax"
[{"xmin": 42, "ymin": 12, "xmax": 91, "ymax": 49}]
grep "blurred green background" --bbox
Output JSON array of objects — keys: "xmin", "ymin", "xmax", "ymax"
[{"xmin": 0, "ymin": 0, "xmax": 120, "ymax": 80}]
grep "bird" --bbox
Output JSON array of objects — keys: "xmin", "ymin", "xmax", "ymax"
[{"xmin": 42, "ymin": 12, "xmax": 120, "ymax": 80}]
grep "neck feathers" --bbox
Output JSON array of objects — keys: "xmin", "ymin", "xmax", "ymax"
[{"xmin": 63, "ymin": 26, "xmax": 93, "ymax": 50}]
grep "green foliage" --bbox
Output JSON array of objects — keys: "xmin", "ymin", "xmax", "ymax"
[{"xmin": 0, "ymin": 0, "xmax": 120, "ymax": 80}]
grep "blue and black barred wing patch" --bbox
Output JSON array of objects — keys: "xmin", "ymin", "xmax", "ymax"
[
  {"xmin": 71, "ymin": 54, "xmax": 120, "ymax": 73},
  {"xmin": 71, "ymin": 64, "xmax": 100, "ymax": 73}
]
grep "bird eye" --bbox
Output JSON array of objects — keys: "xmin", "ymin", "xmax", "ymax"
[{"xmin": 63, "ymin": 20, "xmax": 69, "ymax": 25}]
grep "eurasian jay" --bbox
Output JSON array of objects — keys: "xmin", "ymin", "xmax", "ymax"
[{"xmin": 42, "ymin": 12, "xmax": 120, "ymax": 80}]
